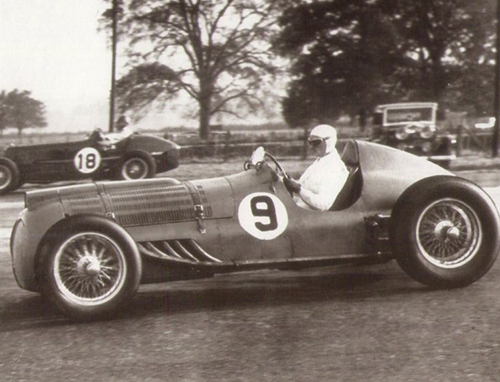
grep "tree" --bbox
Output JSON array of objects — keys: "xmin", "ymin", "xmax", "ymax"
[
  {"xmin": 111, "ymin": 0, "xmax": 280, "ymax": 139},
  {"xmin": 0, "ymin": 90, "xmax": 47, "ymax": 136},
  {"xmin": 274, "ymin": 0, "xmax": 402, "ymax": 127},
  {"xmin": 274, "ymin": 0, "xmax": 496, "ymax": 127},
  {"xmin": 386, "ymin": 0, "xmax": 497, "ymax": 109}
]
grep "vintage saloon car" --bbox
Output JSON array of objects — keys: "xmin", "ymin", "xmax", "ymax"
[
  {"xmin": 0, "ymin": 130, "xmax": 180, "ymax": 194},
  {"xmin": 372, "ymin": 102, "xmax": 456, "ymax": 167},
  {"xmin": 10, "ymin": 140, "xmax": 500, "ymax": 320}
]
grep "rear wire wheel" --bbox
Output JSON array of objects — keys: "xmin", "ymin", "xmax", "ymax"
[
  {"xmin": 390, "ymin": 176, "xmax": 500, "ymax": 288},
  {"xmin": 415, "ymin": 198, "xmax": 480, "ymax": 269},
  {"xmin": 0, "ymin": 158, "xmax": 20, "ymax": 194},
  {"xmin": 118, "ymin": 152, "xmax": 156, "ymax": 180}
]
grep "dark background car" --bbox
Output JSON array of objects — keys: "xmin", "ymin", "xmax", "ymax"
[
  {"xmin": 371, "ymin": 102, "xmax": 456, "ymax": 168},
  {"xmin": 0, "ymin": 130, "xmax": 180, "ymax": 194}
]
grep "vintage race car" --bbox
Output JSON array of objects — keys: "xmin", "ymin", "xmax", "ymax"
[
  {"xmin": 0, "ymin": 130, "xmax": 180, "ymax": 194},
  {"xmin": 10, "ymin": 140, "xmax": 500, "ymax": 320},
  {"xmin": 371, "ymin": 102, "xmax": 456, "ymax": 167}
]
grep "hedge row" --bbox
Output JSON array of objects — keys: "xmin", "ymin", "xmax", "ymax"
[{"xmin": 168, "ymin": 127, "xmax": 369, "ymax": 161}]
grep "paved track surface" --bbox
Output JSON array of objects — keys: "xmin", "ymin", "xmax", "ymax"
[{"xmin": 0, "ymin": 169, "xmax": 499, "ymax": 382}]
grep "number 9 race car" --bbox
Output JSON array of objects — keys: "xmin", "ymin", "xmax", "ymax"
[
  {"xmin": 0, "ymin": 129, "xmax": 180, "ymax": 194},
  {"xmin": 10, "ymin": 140, "xmax": 500, "ymax": 320}
]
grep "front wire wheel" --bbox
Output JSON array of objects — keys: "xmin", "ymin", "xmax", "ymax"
[
  {"xmin": 53, "ymin": 232, "xmax": 127, "ymax": 306},
  {"xmin": 42, "ymin": 216, "xmax": 142, "ymax": 320},
  {"xmin": 416, "ymin": 198, "xmax": 481, "ymax": 269}
]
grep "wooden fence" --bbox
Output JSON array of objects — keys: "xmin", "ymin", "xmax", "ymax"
[
  {"xmin": 167, "ymin": 128, "xmax": 368, "ymax": 161},
  {"xmin": 1, "ymin": 126, "xmax": 493, "ymax": 162},
  {"xmin": 455, "ymin": 128, "xmax": 492, "ymax": 155}
]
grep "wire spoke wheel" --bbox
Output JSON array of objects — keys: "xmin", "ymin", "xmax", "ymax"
[
  {"xmin": 53, "ymin": 232, "xmax": 127, "ymax": 306},
  {"xmin": 0, "ymin": 164, "xmax": 13, "ymax": 191},
  {"xmin": 416, "ymin": 198, "xmax": 481, "ymax": 268},
  {"xmin": 42, "ymin": 216, "xmax": 142, "ymax": 320},
  {"xmin": 121, "ymin": 157, "xmax": 149, "ymax": 180},
  {"xmin": 391, "ymin": 176, "xmax": 500, "ymax": 288}
]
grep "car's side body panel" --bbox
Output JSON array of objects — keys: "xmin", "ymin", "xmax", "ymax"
[
  {"xmin": 6, "ymin": 138, "xmax": 98, "ymax": 182},
  {"xmin": 122, "ymin": 135, "xmax": 180, "ymax": 173},
  {"xmin": 11, "ymin": 202, "xmax": 66, "ymax": 291},
  {"xmin": 357, "ymin": 140, "xmax": 451, "ymax": 214},
  {"xmin": 125, "ymin": 134, "xmax": 178, "ymax": 154},
  {"xmin": 286, "ymin": 194, "xmax": 368, "ymax": 257}
]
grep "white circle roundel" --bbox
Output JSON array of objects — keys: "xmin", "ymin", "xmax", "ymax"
[
  {"xmin": 74, "ymin": 147, "xmax": 102, "ymax": 174},
  {"xmin": 238, "ymin": 192, "xmax": 288, "ymax": 240}
]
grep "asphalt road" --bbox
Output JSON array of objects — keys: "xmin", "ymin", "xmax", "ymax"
[{"xmin": 0, "ymin": 171, "xmax": 499, "ymax": 382}]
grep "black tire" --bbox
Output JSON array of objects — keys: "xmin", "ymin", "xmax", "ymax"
[
  {"xmin": 40, "ymin": 215, "xmax": 142, "ymax": 320},
  {"xmin": 390, "ymin": 175, "xmax": 500, "ymax": 288},
  {"xmin": 118, "ymin": 151, "xmax": 156, "ymax": 180},
  {"xmin": 0, "ymin": 157, "xmax": 20, "ymax": 194}
]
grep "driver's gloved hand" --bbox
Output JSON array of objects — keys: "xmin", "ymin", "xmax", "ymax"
[{"xmin": 284, "ymin": 177, "xmax": 301, "ymax": 194}]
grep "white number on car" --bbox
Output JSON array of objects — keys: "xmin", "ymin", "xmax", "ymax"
[
  {"xmin": 238, "ymin": 192, "xmax": 288, "ymax": 240},
  {"xmin": 74, "ymin": 147, "xmax": 101, "ymax": 174}
]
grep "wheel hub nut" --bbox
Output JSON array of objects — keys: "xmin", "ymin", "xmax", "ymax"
[
  {"xmin": 446, "ymin": 226, "xmax": 460, "ymax": 240},
  {"xmin": 77, "ymin": 256, "xmax": 101, "ymax": 276},
  {"xmin": 434, "ymin": 221, "xmax": 458, "ymax": 242}
]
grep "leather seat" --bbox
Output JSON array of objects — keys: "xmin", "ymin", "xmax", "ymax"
[
  {"xmin": 330, "ymin": 166, "xmax": 362, "ymax": 211},
  {"xmin": 329, "ymin": 140, "xmax": 363, "ymax": 211}
]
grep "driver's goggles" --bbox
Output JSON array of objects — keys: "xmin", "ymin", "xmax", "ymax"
[{"xmin": 308, "ymin": 138, "xmax": 326, "ymax": 147}]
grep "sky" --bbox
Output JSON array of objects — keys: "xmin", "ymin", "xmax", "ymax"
[
  {"xmin": 0, "ymin": 0, "xmax": 179, "ymax": 133},
  {"xmin": 0, "ymin": 0, "xmax": 284, "ymax": 134}
]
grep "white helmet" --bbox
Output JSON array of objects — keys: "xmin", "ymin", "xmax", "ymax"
[{"xmin": 310, "ymin": 124, "xmax": 337, "ymax": 153}]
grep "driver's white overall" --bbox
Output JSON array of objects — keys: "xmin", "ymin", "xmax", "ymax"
[
  {"xmin": 294, "ymin": 149, "xmax": 349, "ymax": 211},
  {"xmin": 103, "ymin": 127, "xmax": 133, "ymax": 144}
]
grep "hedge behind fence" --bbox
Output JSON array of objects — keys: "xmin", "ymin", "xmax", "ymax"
[
  {"xmin": 166, "ymin": 128, "xmax": 369, "ymax": 161},
  {"xmin": 0, "ymin": 126, "xmax": 369, "ymax": 162}
]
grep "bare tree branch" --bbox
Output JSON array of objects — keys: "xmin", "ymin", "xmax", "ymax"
[{"xmin": 114, "ymin": 0, "xmax": 280, "ymax": 138}]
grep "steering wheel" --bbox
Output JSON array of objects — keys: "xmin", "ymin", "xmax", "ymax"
[
  {"xmin": 244, "ymin": 147, "xmax": 290, "ymax": 180},
  {"xmin": 244, "ymin": 148, "xmax": 296, "ymax": 196},
  {"xmin": 264, "ymin": 152, "xmax": 289, "ymax": 179}
]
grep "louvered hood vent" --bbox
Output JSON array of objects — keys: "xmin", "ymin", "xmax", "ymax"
[
  {"xmin": 63, "ymin": 184, "xmax": 213, "ymax": 227},
  {"xmin": 109, "ymin": 185, "xmax": 213, "ymax": 227},
  {"xmin": 138, "ymin": 239, "xmax": 222, "ymax": 264}
]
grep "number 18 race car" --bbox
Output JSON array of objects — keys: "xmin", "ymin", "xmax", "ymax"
[
  {"xmin": 0, "ymin": 129, "xmax": 180, "ymax": 194},
  {"xmin": 10, "ymin": 140, "xmax": 500, "ymax": 320}
]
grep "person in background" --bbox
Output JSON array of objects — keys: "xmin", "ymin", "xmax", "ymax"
[
  {"xmin": 103, "ymin": 115, "xmax": 133, "ymax": 143},
  {"xmin": 283, "ymin": 124, "xmax": 349, "ymax": 211}
]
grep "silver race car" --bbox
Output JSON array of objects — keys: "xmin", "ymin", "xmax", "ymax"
[{"xmin": 10, "ymin": 140, "xmax": 500, "ymax": 319}]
